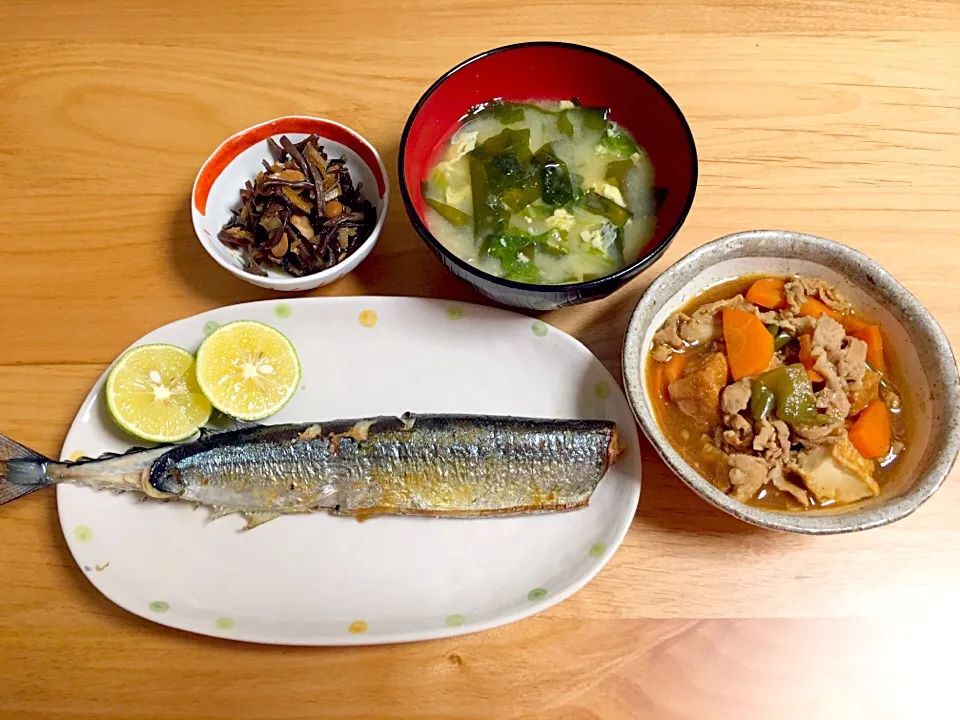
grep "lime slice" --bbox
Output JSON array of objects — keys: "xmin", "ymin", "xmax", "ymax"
[
  {"xmin": 195, "ymin": 320, "xmax": 301, "ymax": 421},
  {"xmin": 106, "ymin": 344, "xmax": 213, "ymax": 442}
]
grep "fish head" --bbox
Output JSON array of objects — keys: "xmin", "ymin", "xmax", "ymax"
[{"xmin": 147, "ymin": 456, "xmax": 186, "ymax": 497}]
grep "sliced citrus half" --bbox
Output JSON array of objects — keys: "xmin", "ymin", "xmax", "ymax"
[
  {"xmin": 106, "ymin": 344, "xmax": 213, "ymax": 443},
  {"xmin": 195, "ymin": 320, "xmax": 301, "ymax": 421}
]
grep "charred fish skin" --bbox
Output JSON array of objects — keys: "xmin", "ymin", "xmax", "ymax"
[{"xmin": 147, "ymin": 415, "xmax": 620, "ymax": 518}]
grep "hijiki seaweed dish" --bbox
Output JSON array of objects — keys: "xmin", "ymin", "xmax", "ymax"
[{"xmin": 218, "ymin": 134, "xmax": 377, "ymax": 277}]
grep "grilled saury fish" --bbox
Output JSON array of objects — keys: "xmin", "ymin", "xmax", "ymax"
[{"xmin": 1, "ymin": 414, "xmax": 622, "ymax": 528}]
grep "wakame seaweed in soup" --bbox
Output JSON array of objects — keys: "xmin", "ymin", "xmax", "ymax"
[{"xmin": 422, "ymin": 100, "xmax": 656, "ymax": 285}]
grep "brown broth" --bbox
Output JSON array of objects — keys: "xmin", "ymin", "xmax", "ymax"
[{"xmin": 646, "ymin": 275, "xmax": 908, "ymax": 511}]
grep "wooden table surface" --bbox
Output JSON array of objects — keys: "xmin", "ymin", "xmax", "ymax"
[{"xmin": 1, "ymin": 1, "xmax": 959, "ymax": 718}]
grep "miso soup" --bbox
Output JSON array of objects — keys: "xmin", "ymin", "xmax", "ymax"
[{"xmin": 422, "ymin": 100, "xmax": 656, "ymax": 285}]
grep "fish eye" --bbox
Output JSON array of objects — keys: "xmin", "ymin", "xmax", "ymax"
[{"xmin": 148, "ymin": 461, "xmax": 184, "ymax": 496}]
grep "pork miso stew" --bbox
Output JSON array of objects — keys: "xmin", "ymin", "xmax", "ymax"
[{"xmin": 647, "ymin": 275, "xmax": 907, "ymax": 511}]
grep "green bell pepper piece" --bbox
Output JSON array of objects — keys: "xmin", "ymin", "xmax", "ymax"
[
  {"xmin": 750, "ymin": 382, "xmax": 777, "ymax": 421},
  {"xmin": 557, "ymin": 110, "xmax": 574, "ymax": 136},
  {"xmin": 766, "ymin": 324, "xmax": 792, "ymax": 351},
  {"xmin": 425, "ymin": 197, "xmax": 470, "ymax": 227},
  {"xmin": 750, "ymin": 364, "xmax": 826, "ymax": 426},
  {"xmin": 777, "ymin": 364, "xmax": 826, "ymax": 425}
]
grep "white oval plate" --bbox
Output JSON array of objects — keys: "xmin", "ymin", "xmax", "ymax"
[{"xmin": 58, "ymin": 297, "xmax": 641, "ymax": 645}]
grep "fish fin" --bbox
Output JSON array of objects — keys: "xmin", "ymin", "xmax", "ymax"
[
  {"xmin": 197, "ymin": 426, "xmax": 231, "ymax": 439},
  {"xmin": 0, "ymin": 434, "xmax": 52, "ymax": 505},
  {"xmin": 76, "ymin": 445, "xmax": 155, "ymax": 462},
  {"xmin": 208, "ymin": 506, "xmax": 239, "ymax": 521},
  {"xmin": 196, "ymin": 418, "xmax": 260, "ymax": 439},
  {"xmin": 242, "ymin": 511, "xmax": 280, "ymax": 530}
]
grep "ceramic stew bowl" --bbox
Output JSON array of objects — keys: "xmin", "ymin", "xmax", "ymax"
[
  {"xmin": 399, "ymin": 42, "xmax": 698, "ymax": 310},
  {"xmin": 192, "ymin": 116, "xmax": 389, "ymax": 292},
  {"xmin": 622, "ymin": 229, "xmax": 960, "ymax": 534}
]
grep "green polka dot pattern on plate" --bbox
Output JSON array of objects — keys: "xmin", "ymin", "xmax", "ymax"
[
  {"xmin": 73, "ymin": 525, "xmax": 92, "ymax": 543},
  {"xmin": 274, "ymin": 304, "xmax": 292, "ymax": 319},
  {"xmin": 589, "ymin": 542, "xmax": 607, "ymax": 558},
  {"xmin": 215, "ymin": 617, "xmax": 235, "ymax": 630},
  {"xmin": 531, "ymin": 321, "xmax": 548, "ymax": 337},
  {"xmin": 445, "ymin": 614, "xmax": 465, "ymax": 627},
  {"xmin": 446, "ymin": 305, "xmax": 464, "ymax": 320},
  {"xmin": 203, "ymin": 320, "xmax": 220, "ymax": 336},
  {"xmin": 527, "ymin": 587, "xmax": 548, "ymax": 602},
  {"xmin": 593, "ymin": 381, "xmax": 610, "ymax": 400},
  {"xmin": 149, "ymin": 601, "xmax": 169, "ymax": 613}
]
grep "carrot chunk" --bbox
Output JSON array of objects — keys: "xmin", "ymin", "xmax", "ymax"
[
  {"xmin": 722, "ymin": 307, "xmax": 774, "ymax": 381},
  {"xmin": 852, "ymin": 325, "xmax": 886, "ymax": 373},
  {"xmin": 798, "ymin": 296, "xmax": 869, "ymax": 333},
  {"xmin": 841, "ymin": 314, "xmax": 870, "ymax": 333},
  {"xmin": 797, "ymin": 334, "xmax": 824, "ymax": 382},
  {"xmin": 664, "ymin": 352, "xmax": 688, "ymax": 385},
  {"xmin": 798, "ymin": 297, "xmax": 842, "ymax": 323},
  {"xmin": 656, "ymin": 352, "xmax": 689, "ymax": 400},
  {"xmin": 848, "ymin": 399, "xmax": 891, "ymax": 459},
  {"xmin": 745, "ymin": 278, "xmax": 788, "ymax": 310}
]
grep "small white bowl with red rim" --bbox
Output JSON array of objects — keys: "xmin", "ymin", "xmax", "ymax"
[{"xmin": 191, "ymin": 116, "xmax": 389, "ymax": 291}]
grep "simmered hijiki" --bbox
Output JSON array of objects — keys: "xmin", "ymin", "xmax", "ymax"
[
  {"xmin": 218, "ymin": 135, "xmax": 377, "ymax": 277},
  {"xmin": 647, "ymin": 275, "xmax": 907, "ymax": 510},
  {"xmin": 422, "ymin": 99, "xmax": 657, "ymax": 285}
]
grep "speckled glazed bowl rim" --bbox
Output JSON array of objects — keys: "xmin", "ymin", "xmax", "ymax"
[
  {"xmin": 622, "ymin": 229, "xmax": 960, "ymax": 534},
  {"xmin": 397, "ymin": 41, "xmax": 698, "ymax": 296}
]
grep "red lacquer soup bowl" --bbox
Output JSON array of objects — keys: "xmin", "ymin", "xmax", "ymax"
[{"xmin": 399, "ymin": 42, "xmax": 698, "ymax": 310}]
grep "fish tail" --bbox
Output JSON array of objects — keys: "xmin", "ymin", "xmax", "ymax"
[{"xmin": 0, "ymin": 434, "xmax": 53, "ymax": 505}]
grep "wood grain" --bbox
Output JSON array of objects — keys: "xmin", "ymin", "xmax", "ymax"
[{"xmin": 0, "ymin": 0, "xmax": 958, "ymax": 717}]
